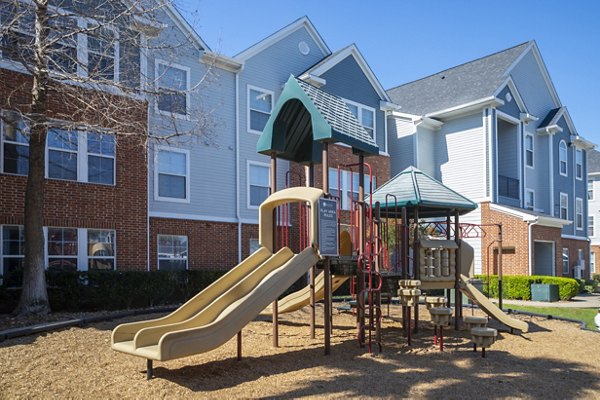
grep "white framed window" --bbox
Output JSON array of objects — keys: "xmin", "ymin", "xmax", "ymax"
[
  {"xmin": 158, "ymin": 234, "xmax": 188, "ymax": 271},
  {"xmin": 344, "ymin": 99, "xmax": 376, "ymax": 139},
  {"xmin": 576, "ymin": 197, "xmax": 583, "ymax": 230},
  {"xmin": 47, "ymin": 227, "xmax": 78, "ymax": 271},
  {"xmin": 155, "ymin": 60, "xmax": 190, "ymax": 117},
  {"xmin": 591, "ymin": 251, "xmax": 596, "ymax": 273},
  {"xmin": 1, "ymin": 225, "xmax": 24, "ymax": 279},
  {"xmin": 525, "ymin": 133, "xmax": 534, "ymax": 168},
  {"xmin": 47, "ymin": 128, "xmax": 79, "ymax": 181},
  {"xmin": 328, "ymin": 168, "xmax": 376, "ymax": 210},
  {"xmin": 87, "ymin": 132, "xmax": 115, "ymax": 185},
  {"xmin": 576, "ymin": 149, "xmax": 583, "ymax": 180},
  {"xmin": 589, "ymin": 216, "xmax": 595, "ymax": 238},
  {"xmin": 589, "ymin": 179, "xmax": 594, "ymax": 201},
  {"xmin": 1, "ymin": 114, "xmax": 29, "ymax": 175},
  {"xmin": 525, "ymin": 189, "xmax": 535, "ymax": 210},
  {"xmin": 560, "ymin": 192, "xmax": 568, "ymax": 220},
  {"xmin": 249, "ymin": 238, "xmax": 260, "ymax": 254},
  {"xmin": 45, "ymin": 127, "xmax": 116, "ymax": 185},
  {"xmin": 87, "ymin": 229, "xmax": 115, "ymax": 270},
  {"xmin": 559, "ymin": 140, "xmax": 567, "ymax": 176},
  {"xmin": 154, "ymin": 146, "xmax": 190, "ymax": 202},
  {"xmin": 248, "ymin": 161, "xmax": 270, "ymax": 208},
  {"xmin": 247, "ymin": 85, "xmax": 273, "ymax": 134},
  {"xmin": 0, "ymin": 3, "xmax": 136, "ymax": 85},
  {"xmin": 562, "ymin": 247, "xmax": 569, "ymax": 275}
]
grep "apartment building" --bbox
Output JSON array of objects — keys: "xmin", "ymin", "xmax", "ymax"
[
  {"xmin": 587, "ymin": 150, "xmax": 600, "ymax": 276},
  {"xmin": 386, "ymin": 41, "xmax": 595, "ymax": 278}
]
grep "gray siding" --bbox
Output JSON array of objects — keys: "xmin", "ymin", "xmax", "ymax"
[
  {"xmin": 238, "ymin": 26, "xmax": 328, "ymax": 222},
  {"xmin": 319, "ymin": 56, "xmax": 386, "ymax": 150},
  {"xmin": 436, "ymin": 113, "xmax": 485, "ymax": 200},
  {"xmin": 416, "ymin": 126, "xmax": 436, "ymax": 177},
  {"xmin": 510, "ymin": 51, "xmax": 556, "ymax": 119}
]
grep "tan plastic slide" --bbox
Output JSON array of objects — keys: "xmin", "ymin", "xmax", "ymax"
[
  {"xmin": 112, "ymin": 186, "xmax": 325, "ymax": 362},
  {"xmin": 459, "ymin": 274, "xmax": 529, "ymax": 333},
  {"xmin": 261, "ymin": 272, "xmax": 349, "ymax": 315}
]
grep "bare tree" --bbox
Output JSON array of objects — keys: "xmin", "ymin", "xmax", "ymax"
[{"xmin": 0, "ymin": 0, "xmax": 214, "ymax": 315}]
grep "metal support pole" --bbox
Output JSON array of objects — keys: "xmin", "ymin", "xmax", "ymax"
[
  {"xmin": 237, "ymin": 331, "xmax": 242, "ymax": 361},
  {"xmin": 413, "ymin": 207, "xmax": 419, "ymax": 334},
  {"xmin": 270, "ymin": 154, "xmax": 279, "ymax": 348},
  {"xmin": 146, "ymin": 359, "xmax": 153, "ymax": 380},
  {"xmin": 357, "ymin": 154, "xmax": 366, "ymax": 345},
  {"xmin": 307, "ymin": 163, "xmax": 316, "ymax": 339},
  {"xmin": 322, "ymin": 142, "xmax": 331, "ymax": 355},
  {"xmin": 498, "ymin": 224, "xmax": 503, "ymax": 310},
  {"xmin": 454, "ymin": 210, "xmax": 462, "ymax": 330}
]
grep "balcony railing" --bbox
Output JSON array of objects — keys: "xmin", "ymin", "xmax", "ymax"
[{"xmin": 498, "ymin": 175, "xmax": 519, "ymax": 200}]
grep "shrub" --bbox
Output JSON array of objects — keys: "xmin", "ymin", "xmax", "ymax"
[{"xmin": 474, "ymin": 275, "xmax": 580, "ymax": 301}]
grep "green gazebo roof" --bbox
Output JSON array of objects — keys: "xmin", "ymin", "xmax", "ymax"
[
  {"xmin": 256, "ymin": 75, "xmax": 379, "ymax": 163},
  {"xmin": 369, "ymin": 166, "xmax": 477, "ymax": 217}
]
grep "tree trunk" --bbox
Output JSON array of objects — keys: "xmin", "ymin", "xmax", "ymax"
[{"xmin": 15, "ymin": 0, "xmax": 50, "ymax": 316}]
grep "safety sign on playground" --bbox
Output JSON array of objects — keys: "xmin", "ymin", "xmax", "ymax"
[{"xmin": 318, "ymin": 198, "xmax": 339, "ymax": 256}]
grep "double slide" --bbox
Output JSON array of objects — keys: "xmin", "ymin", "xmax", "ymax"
[{"xmin": 111, "ymin": 187, "xmax": 324, "ymax": 362}]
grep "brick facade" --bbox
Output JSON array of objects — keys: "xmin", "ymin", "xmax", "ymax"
[
  {"xmin": 480, "ymin": 201, "xmax": 590, "ymax": 277},
  {"xmin": 0, "ymin": 69, "xmax": 148, "ymax": 271}
]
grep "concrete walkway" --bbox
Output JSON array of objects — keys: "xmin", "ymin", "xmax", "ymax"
[{"xmin": 491, "ymin": 293, "xmax": 600, "ymax": 309}]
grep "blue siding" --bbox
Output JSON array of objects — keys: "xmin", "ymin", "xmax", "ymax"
[
  {"xmin": 319, "ymin": 55, "xmax": 386, "ymax": 151},
  {"xmin": 497, "ymin": 86, "xmax": 522, "ymax": 118}
]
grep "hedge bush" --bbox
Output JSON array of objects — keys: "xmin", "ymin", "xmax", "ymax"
[
  {"xmin": 0, "ymin": 268, "xmax": 309, "ymax": 314},
  {"xmin": 474, "ymin": 275, "xmax": 580, "ymax": 301}
]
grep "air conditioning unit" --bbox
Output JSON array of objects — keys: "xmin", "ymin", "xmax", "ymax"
[{"xmin": 574, "ymin": 263, "xmax": 584, "ymax": 279}]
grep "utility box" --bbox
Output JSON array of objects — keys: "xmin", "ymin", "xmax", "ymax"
[{"xmin": 531, "ymin": 284, "xmax": 559, "ymax": 302}]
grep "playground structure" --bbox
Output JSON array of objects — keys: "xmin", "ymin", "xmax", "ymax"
[{"xmin": 112, "ymin": 75, "xmax": 528, "ymax": 378}]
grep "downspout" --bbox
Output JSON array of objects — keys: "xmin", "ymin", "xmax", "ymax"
[
  {"xmin": 528, "ymin": 218, "xmax": 539, "ymax": 275},
  {"xmin": 235, "ymin": 72, "xmax": 242, "ymax": 263}
]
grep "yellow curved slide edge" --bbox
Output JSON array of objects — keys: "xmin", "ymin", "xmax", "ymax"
[
  {"xmin": 113, "ymin": 246, "xmax": 320, "ymax": 361},
  {"xmin": 459, "ymin": 275, "xmax": 529, "ymax": 333},
  {"xmin": 261, "ymin": 272, "xmax": 349, "ymax": 315},
  {"xmin": 111, "ymin": 246, "xmax": 273, "ymax": 344}
]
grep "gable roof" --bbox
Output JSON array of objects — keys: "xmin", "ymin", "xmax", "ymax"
[
  {"xmin": 164, "ymin": 3, "xmax": 210, "ymax": 51},
  {"xmin": 299, "ymin": 44, "xmax": 391, "ymax": 101},
  {"xmin": 257, "ymin": 75, "xmax": 379, "ymax": 162},
  {"xmin": 588, "ymin": 150, "xmax": 600, "ymax": 174},
  {"xmin": 386, "ymin": 42, "xmax": 531, "ymax": 116},
  {"xmin": 368, "ymin": 166, "xmax": 477, "ymax": 217},
  {"xmin": 537, "ymin": 107, "xmax": 563, "ymax": 129},
  {"xmin": 234, "ymin": 16, "xmax": 330, "ymax": 62}
]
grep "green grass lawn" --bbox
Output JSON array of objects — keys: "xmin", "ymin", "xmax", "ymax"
[{"xmin": 504, "ymin": 305, "xmax": 598, "ymax": 331}]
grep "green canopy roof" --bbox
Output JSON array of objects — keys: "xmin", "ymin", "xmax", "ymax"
[
  {"xmin": 369, "ymin": 166, "xmax": 477, "ymax": 217},
  {"xmin": 256, "ymin": 75, "xmax": 379, "ymax": 163}
]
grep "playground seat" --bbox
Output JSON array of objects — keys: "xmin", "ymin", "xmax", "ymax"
[
  {"xmin": 429, "ymin": 307, "xmax": 453, "ymax": 326},
  {"xmin": 398, "ymin": 288, "xmax": 421, "ymax": 306},
  {"xmin": 463, "ymin": 315, "xmax": 487, "ymax": 330},
  {"xmin": 398, "ymin": 279, "xmax": 421, "ymax": 288},
  {"xmin": 425, "ymin": 296, "xmax": 446, "ymax": 310},
  {"xmin": 470, "ymin": 327, "xmax": 498, "ymax": 357}
]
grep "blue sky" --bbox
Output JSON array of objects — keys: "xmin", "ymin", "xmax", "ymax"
[{"xmin": 177, "ymin": 0, "xmax": 600, "ymax": 146}]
